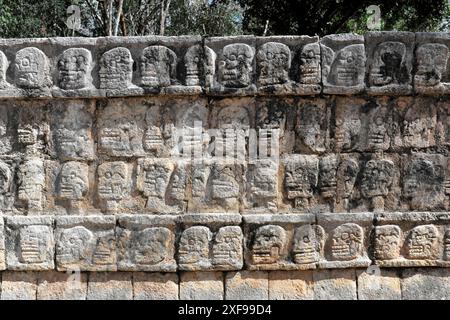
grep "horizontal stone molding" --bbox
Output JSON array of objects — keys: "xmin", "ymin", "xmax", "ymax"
[
  {"xmin": 0, "ymin": 213, "xmax": 448, "ymax": 272},
  {"xmin": 0, "ymin": 32, "xmax": 449, "ymax": 98}
]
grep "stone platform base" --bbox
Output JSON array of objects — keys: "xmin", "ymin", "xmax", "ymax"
[{"xmin": 1, "ymin": 268, "xmax": 448, "ymax": 300}]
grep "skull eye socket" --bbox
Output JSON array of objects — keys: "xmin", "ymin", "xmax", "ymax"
[
  {"xmin": 341, "ymin": 232, "xmax": 350, "ymax": 240},
  {"xmin": 229, "ymin": 54, "xmax": 236, "ymax": 61},
  {"xmin": 104, "ymin": 171, "xmax": 112, "ymax": 179},
  {"xmin": 347, "ymin": 56, "xmax": 354, "ymax": 63},
  {"xmin": 303, "ymin": 236, "xmax": 310, "ymax": 243}
]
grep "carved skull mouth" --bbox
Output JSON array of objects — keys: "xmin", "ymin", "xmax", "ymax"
[
  {"xmin": 18, "ymin": 129, "xmax": 36, "ymax": 145},
  {"xmin": 331, "ymin": 243, "xmax": 358, "ymax": 259},
  {"xmin": 98, "ymin": 183, "xmax": 124, "ymax": 198},
  {"xmin": 408, "ymin": 244, "xmax": 432, "ymax": 256},
  {"xmin": 336, "ymin": 67, "xmax": 357, "ymax": 84},
  {"xmin": 293, "ymin": 246, "xmax": 319, "ymax": 264},
  {"xmin": 211, "ymin": 179, "xmax": 238, "ymax": 199},
  {"xmin": 60, "ymin": 184, "xmax": 76, "ymax": 198},
  {"xmin": 252, "ymin": 247, "xmax": 279, "ymax": 264}
]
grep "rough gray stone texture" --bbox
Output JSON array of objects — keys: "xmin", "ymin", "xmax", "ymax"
[
  {"xmin": 357, "ymin": 269, "xmax": 401, "ymax": 300},
  {"xmin": 0, "ymin": 33, "xmax": 448, "ymax": 299},
  {"xmin": 37, "ymin": 271, "xmax": 88, "ymax": 300},
  {"xmin": 133, "ymin": 272, "xmax": 179, "ymax": 300},
  {"xmin": 225, "ymin": 271, "xmax": 269, "ymax": 300},
  {"xmin": 1, "ymin": 271, "xmax": 37, "ymax": 300},
  {"xmin": 269, "ymin": 270, "xmax": 314, "ymax": 300},
  {"xmin": 180, "ymin": 271, "xmax": 224, "ymax": 300},
  {"xmin": 402, "ymin": 268, "xmax": 450, "ymax": 300},
  {"xmin": 313, "ymin": 269, "xmax": 357, "ymax": 300},
  {"xmin": 87, "ymin": 272, "xmax": 133, "ymax": 300}
]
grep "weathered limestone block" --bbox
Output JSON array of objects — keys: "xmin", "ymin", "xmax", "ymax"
[
  {"xmin": 366, "ymin": 31, "xmax": 414, "ymax": 95},
  {"xmin": 178, "ymin": 214, "xmax": 243, "ymax": 271},
  {"xmin": 0, "ymin": 104, "xmax": 13, "ymax": 155},
  {"xmin": 282, "ymin": 154, "xmax": 319, "ymax": 212},
  {"xmin": 393, "ymin": 97, "xmax": 437, "ymax": 149},
  {"xmin": 55, "ymin": 161, "xmax": 90, "ymax": 212},
  {"xmin": 0, "ymin": 218, "xmax": 5, "ymax": 270},
  {"xmin": 225, "ymin": 271, "xmax": 268, "ymax": 300},
  {"xmin": 55, "ymin": 216, "xmax": 116, "ymax": 271},
  {"xmin": 16, "ymin": 159, "xmax": 46, "ymax": 212},
  {"xmin": 126, "ymin": 35, "xmax": 205, "ymax": 95},
  {"xmin": 206, "ymin": 36, "xmax": 257, "ymax": 96},
  {"xmin": 360, "ymin": 155, "xmax": 400, "ymax": 212},
  {"xmin": 0, "ymin": 160, "xmax": 15, "ymax": 213},
  {"xmin": 255, "ymin": 98, "xmax": 292, "ymax": 155},
  {"xmin": 98, "ymin": 100, "xmax": 146, "ymax": 157},
  {"xmin": 401, "ymin": 153, "xmax": 447, "ymax": 211},
  {"xmin": 173, "ymin": 99, "xmax": 209, "ymax": 158},
  {"xmin": 320, "ymin": 34, "xmax": 365, "ymax": 94},
  {"xmin": 1, "ymin": 271, "xmax": 37, "ymax": 300},
  {"xmin": 116, "ymin": 215, "xmax": 177, "ymax": 272},
  {"xmin": 5, "ymin": 216, "xmax": 54, "ymax": 271},
  {"xmin": 244, "ymin": 158, "xmax": 279, "ymax": 213},
  {"xmin": 37, "ymin": 271, "xmax": 88, "ymax": 300},
  {"xmin": 373, "ymin": 212, "xmax": 450, "ymax": 267},
  {"xmin": 50, "ymin": 100, "xmax": 95, "ymax": 161},
  {"xmin": 268, "ymin": 270, "xmax": 314, "ymax": 300},
  {"xmin": 14, "ymin": 47, "xmax": 52, "ymax": 96},
  {"xmin": 87, "ymin": 272, "xmax": 133, "ymax": 300},
  {"xmin": 356, "ymin": 268, "xmax": 401, "ymax": 300},
  {"xmin": 187, "ymin": 159, "xmax": 246, "ymax": 213},
  {"xmin": 244, "ymin": 214, "xmax": 318, "ymax": 270},
  {"xmin": 184, "ymin": 44, "xmax": 216, "ymax": 90},
  {"xmin": 98, "ymin": 47, "xmax": 140, "ymax": 96},
  {"xmin": 97, "ymin": 161, "xmax": 132, "ymax": 213},
  {"xmin": 136, "ymin": 158, "xmax": 188, "ymax": 213},
  {"xmin": 333, "ymin": 97, "xmax": 395, "ymax": 152},
  {"xmin": 313, "ymin": 269, "xmax": 357, "ymax": 300},
  {"xmin": 179, "ymin": 271, "xmax": 224, "ymax": 300},
  {"xmin": 48, "ymin": 38, "xmax": 99, "ymax": 98},
  {"xmin": 0, "ymin": 50, "xmax": 11, "ymax": 90},
  {"xmin": 414, "ymin": 33, "xmax": 450, "ymax": 95},
  {"xmin": 317, "ymin": 213, "xmax": 372, "ymax": 269},
  {"xmin": 402, "ymin": 268, "xmax": 450, "ymax": 300},
  {"xmin": 294, "ymin": 99, "xmax": 328, "ymax": 154},
  {"xmin": 133, "ymin": 272, "xmax": 179, "ymax": 300},
  {"xmin": 57, "ymin": 48, "xmax": 93, "ymax": 91},
  {"xmin": 256, "ymin": 36, "xmax": 321, "ymax": 95}
]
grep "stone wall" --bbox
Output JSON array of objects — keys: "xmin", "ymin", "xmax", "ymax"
[{"xmin": 0, "ymin": 32, "xmax": 449, "ymax": 299}]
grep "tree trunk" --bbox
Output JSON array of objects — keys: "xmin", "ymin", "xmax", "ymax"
[
  {"xmin": 107, "ymin": 0, "xmax": 113, "ymax": 36},
  {"xmin": 159, "ymin": 0, "xmax": 171, "ymax": 35},
  {"xmin": 114, "ymin": 0, "xmax": 124, "ymax": 35}
]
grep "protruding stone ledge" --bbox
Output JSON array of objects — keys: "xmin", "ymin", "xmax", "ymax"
[
  {"xmin": 0, "ymin": 213, "xmax": 449, "ymax": 272},
  {"xmin": 0, "ymin": 32, "xmax": 449, "ymax": 99}
]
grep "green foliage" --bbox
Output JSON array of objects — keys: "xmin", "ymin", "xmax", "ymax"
[
  {"xmin": 0, "ymin": 0, "xmax": 448, "ymax": 38},
  {"xmin": 166, "ymin": 0, "xmax": 243, "ymax": 36},
  {"xmin": 0, "ymin": 0, "xmax": 73, "ymax": 38},
  {"xmin": 240, "ymin": 0, "xmax": 450, "ymax": 36}
]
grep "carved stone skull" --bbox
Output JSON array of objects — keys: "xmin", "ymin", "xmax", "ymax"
[
  {"xmin": 219, "ymin": 43, "xmax": 254, "ymax": 88},
  {"xmin": 251, "ymin": 225, "xmax": 286, "ymax": 264}
]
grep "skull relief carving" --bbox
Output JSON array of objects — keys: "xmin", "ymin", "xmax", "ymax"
[
  {"xmin": 219, "ymin": 43, "xmax": 254, "ymax": 88},
  {"xmin": 257, "ymin": 42, "xmax": 291, "ymax": 86},
  {"xmin": 406, "ymin": 225, "xmax": 439, "ymax": 260},
  {"xmin": 330, "ymin": 223, "xmax": 363, "ymax": 261},
  {"xmin": 293, "ymin": 225, "xmax": 325, "ymax": 264},
  {"xmin": 251, "ymin": 225, "xmax": 287, "ymax": 264},
  {"xmin": 373, "ymin": 225, "xmax": 401, "ymax": 260}
]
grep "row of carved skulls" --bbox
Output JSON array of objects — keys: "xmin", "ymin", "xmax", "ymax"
[
  {"xmin": 0, "ymin": 153, "xmax": 448, "ymax": 212},
  {"xmin": 250, "ymin": 222, "xmax": 450, "ymax": 266},
  {"xmin": 7, "ymin": 219, "xmax": 450, "ymax": 270},
  {"xmin": 0, "ymin": 40, "xmax": 447, "ymax": 92}
]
